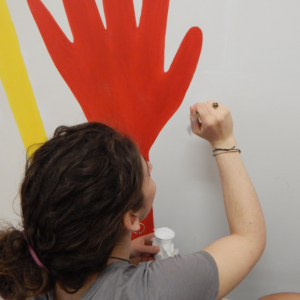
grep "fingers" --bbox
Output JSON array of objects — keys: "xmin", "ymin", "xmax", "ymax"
[
  {"xmin": 190, "ymin": 101, "xmax": 234, "ymax": 145},
  {"xmin": 193, "ymin": 101, "xmax": 222, "ymax": 122},
  {"xmin": 139, "ymin": 0, "xmax": 169, "ymax": 34},
  {"xmin": 103, "ymin": 0, "xmax": 136, "ymax": 32},
  {"xmin": 27, "ymin": 0, "xmax": 70, "ymax": 45},
  {"xmin": 165, "ymin": 27, "xmax": 203, "ymax": 109},
  {"xmin": 137, "ymin": 0, "xmax": 170, "ymax": 74},
  {"xmin": 143, "ymin": 256, "xmax": 155, "ymax": 262},
  {"xmin": 168, "ymin": 26, "xmax": 202, "ymax": 73},
  {"xmin": 142, "ymin": 233, "xmax": 155, "ymax": 245},
  {"xmin": 27, "ymin": 0, "xmax": 74, "ymax": 70},
  {"xmin": 190, "ymin": 102, "xmax": 212, "ymax": 135},
  {"xmin": 131, "ymin": 233, "xmax": 160, "ymax": 256},
  {"xmin": 190, "ymin": 106, "xmax": 201, "ymax": 134},
  {"xmin": 139, "ymin": 0, "xmax": 170, "ymax": 63},
  {"xmin": 62, "ymin": 0, "xmax": 105, "ymax": 42},
  {"xmin": 136, "ymin": 244, "xmax": 160, "ymax": 255},
  {"xmin": 141, "ymin": 253, "xmax": 155, "ymax": 262}
]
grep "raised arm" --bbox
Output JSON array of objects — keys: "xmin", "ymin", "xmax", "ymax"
[{"xmin": 190, "ymin": 100, "xmax": 266, "ymax": 299}]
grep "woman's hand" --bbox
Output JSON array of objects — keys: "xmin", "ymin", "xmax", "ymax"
[
  {"xmin": 190, "ymin": 100, "xmax": 235, "ymax": 148},
  {"xmin": 130, "ymin": 233, "xmax": 160, "ymax": 265}
]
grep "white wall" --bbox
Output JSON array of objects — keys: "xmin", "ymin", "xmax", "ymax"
[
  {"xmin": 1, "ymin": 1, "xmax": 300, "ymax": 299},
  {"xmin": 152, "ymin": 1, "xmax": 300, "ymax": 299}
]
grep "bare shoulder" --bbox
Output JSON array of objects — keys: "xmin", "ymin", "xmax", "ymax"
[{"xmin": 258, "ymin": 293, "xmax": 300, "ymax": 300}]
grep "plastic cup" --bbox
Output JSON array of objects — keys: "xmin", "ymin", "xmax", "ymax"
[{"xmin": 154, "ymin": 227, "xmax": 175, "ymax": 252}]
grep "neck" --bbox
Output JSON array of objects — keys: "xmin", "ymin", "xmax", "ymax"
[
  {"xmin": 107, "ymin": 230, "xmax": 131, "ymax": 264},
  {"xmin": 54, "ymin": 230, "xmax": 132, "ymax": 300}
]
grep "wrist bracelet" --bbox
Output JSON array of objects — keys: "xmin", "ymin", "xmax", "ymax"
[{"xmin": 212, "ymin": 146, "xmax": 241, "ymax": 156}]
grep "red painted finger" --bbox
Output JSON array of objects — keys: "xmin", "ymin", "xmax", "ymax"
[
  {"xmin": 139, "ymin": 0, "xmax": 170, "ymax": 71},
  {"xmin": 165, "ymin": 26, "xmax": 203, "ymax": 106},
  {"xmin": 62, "ymin": 0, "xmax": 105, "ymax": 43},
  {"xmin": 143, "ymin": 27, "xmax": 202, "ymax": 142},
  {"xmin": 27, "ymin": 0, "xmax": 74, "ymax": 74},
  {"xmin": 140, "ymin": 0, "xmax": 169, "ymax": 37},
  {"xmin": 103, "ymin": 0, "xmax": 136, "ymax": 33}
]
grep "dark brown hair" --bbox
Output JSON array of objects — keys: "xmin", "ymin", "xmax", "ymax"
[{"xmin": 0, "ymin": 122, "xmax": 144, "ymax": 300}]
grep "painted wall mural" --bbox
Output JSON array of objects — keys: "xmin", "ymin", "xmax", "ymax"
[
  {"xmin": 2, "ymin": 1, "xmax": 300, "ymax": 297},
  {"xmin": 1, "ymin": 0, "xmax": 202, "ymax": 235},
  {"xmin": 27, "ymin": 0, "xmax": 202, "ymax": 160}
]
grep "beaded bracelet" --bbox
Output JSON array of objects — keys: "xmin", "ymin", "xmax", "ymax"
[{"xmin": 212, "ymin": 146, "xmax": 241, "ymax": 157}]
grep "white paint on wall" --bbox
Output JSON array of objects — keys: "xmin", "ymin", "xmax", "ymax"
[
  {"xmin": 40, "ymin": 0, "xmax": 73, "ymax": 41},
  {"xmin": 95, "ymin": 0, "xmax": 107, "ymax": 29},
  {"xmin": 0, "ymin": 80, "xmax": 24, "ymax": 225},
  {"xmin": 132, "ymin": 0, "xmax": 143, "ymax": 27},
  {"xmin": 152, "ymin": 1, "xmax": 300, "ymax": 299}
]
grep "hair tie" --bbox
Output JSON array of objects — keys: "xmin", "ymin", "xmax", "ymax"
[{"xmin": 22, "ymin": 231, "xmax": 50, "ymax": 273}]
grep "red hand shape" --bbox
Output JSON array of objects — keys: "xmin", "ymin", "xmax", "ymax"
[
  {"xmin": 27, "ymin": 0, "xmax": 202, "ymax": 160},
  {"xmin": 27, "ymin": 0, "xmax": 202, "ymax": 235}
]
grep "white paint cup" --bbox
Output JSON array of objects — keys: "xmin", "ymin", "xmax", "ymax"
[{"xmin": 154, "ymin": 227, "xmax": 175, "ymax": 252}]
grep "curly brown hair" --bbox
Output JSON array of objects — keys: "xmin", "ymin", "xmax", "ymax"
[{"xmin": 0, "ymin": 122, "xmax": 145, "ymax": 300}]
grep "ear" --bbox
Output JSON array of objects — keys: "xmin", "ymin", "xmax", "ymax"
[{"xmin": 123, "ymin": 210, "xmax": 141, "ymax": 232}]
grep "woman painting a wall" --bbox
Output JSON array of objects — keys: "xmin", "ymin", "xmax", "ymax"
[{"xmin": 0, "ymin": 0, "xmax": 300, "ymax": 299}]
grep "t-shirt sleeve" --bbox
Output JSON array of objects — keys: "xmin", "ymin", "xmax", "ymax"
[{"xmin": 141, "ymin": 250, "xmax": 219, "ymax": 300}]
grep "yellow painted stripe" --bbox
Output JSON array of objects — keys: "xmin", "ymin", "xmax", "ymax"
[{"xmin": 0, "ymin": 0, "xmax": 47, "ymax": 157}]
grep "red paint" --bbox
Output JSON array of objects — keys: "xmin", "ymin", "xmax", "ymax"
[{"xmin": 27, "ymin": 0, "xmax": 202, "ymax": 235}]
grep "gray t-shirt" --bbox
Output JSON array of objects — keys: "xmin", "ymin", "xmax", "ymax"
[{"xmin": 37, "ymin": 251, "xmax": 218, "ymax": 300}]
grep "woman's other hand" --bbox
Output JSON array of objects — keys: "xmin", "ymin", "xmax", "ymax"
[
  {"xmin": 130, "ymin": 233, "xmax": 160, "ymax": 265},
  {"xmin": 190, "ymin": 100, "xmax": 235, "ymax": 148}
]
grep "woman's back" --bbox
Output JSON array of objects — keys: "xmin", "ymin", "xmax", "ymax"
[{"xmin": 33, "ymin": 252, "xmax": 218, "ymax": 300}]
